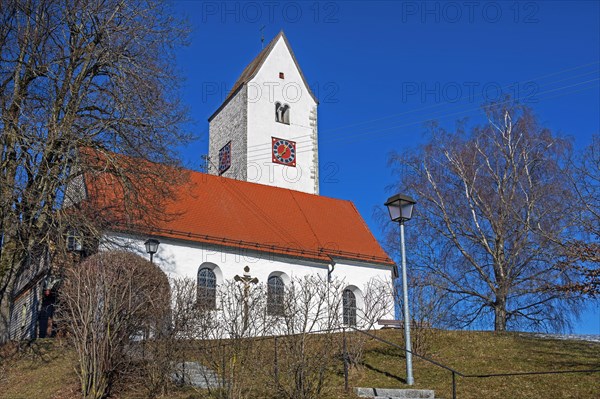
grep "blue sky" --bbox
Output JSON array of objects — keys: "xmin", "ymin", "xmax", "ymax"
[{"xmin": 171, "ymin": 1, "xmax": 599, "ymax": 334}]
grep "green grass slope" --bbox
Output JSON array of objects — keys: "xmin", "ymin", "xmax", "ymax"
[
  {"xmin": 1, "ymin": 330, "xmax": 598, "ymax": 399},
  {"xmin": 343, "ymin": 330, "xmax": 600, "ymax": 399}
]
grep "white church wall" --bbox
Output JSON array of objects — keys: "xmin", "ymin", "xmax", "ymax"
[
  {"xmin": 102, "ymin": 232, "xmax": 394, "ymax": 329},
  {"xmin": 246, "ymin": 37, "xmax": 319, "ymax": 194}
]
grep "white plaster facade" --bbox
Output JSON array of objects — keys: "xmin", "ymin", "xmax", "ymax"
[
  {"xmin": 208, "ymin": 33, "xmax": 319, "ymax": 194},
  {"xmin": 104, "ymin": 232, "xmax": 394, "ymax": 329}
]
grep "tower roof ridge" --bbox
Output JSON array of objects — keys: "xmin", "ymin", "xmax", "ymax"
[{"xmin": 208, "ymin": 31, "xmax": 317, "ymax": 122}]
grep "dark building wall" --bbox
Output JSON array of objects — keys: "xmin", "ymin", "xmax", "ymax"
[{"xmin": 9, "ymin": 283, "xmax": 41, "ymax": 340}]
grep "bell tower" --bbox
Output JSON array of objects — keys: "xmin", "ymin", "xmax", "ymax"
[{"xmin": 208, "ymin": 31, "xmax": 319, "ymax": 195}]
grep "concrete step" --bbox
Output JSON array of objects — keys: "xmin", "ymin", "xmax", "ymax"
[
  {"xmin": 172, "ymin": 361, "xmax": 222, "ymax": 388},
  {"xmin": 355, "ymin": 387, "xmax": 436, "ymax": 399}
]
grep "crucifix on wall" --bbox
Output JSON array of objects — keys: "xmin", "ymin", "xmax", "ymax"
[{"xmin": 234, "ymin": 266, "xmax": 259, "ymax": 332}]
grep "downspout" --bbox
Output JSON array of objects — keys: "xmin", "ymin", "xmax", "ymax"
[
  {"xmin": 327, "ymin": 260, "xmax": 336, "ymax": 282},
  {"xmin": 327, "ymin": 259, "xmax": 336, "ymax": 329}
]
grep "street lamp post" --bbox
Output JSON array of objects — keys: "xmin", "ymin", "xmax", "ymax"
[
  {"xmin": 144, "ymin": 238, "xmax": 160, "ymax": 264},
  {"xmin": 385, "ymin": 193, "xmax": 416, "ymax": 386}
]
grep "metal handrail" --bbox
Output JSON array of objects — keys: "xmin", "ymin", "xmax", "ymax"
[
  {"xmin": 464, "ymin": 368, "xmax": 600, "ymax": 378},
  {"xmin": 348, "ymin": 326, "xmax": 600, "ymax": 399},
  {"xmin": 168, "ymin": 326, "xmax": 600, "ymax": 399},
  {"xmin": 349, "ymin": 327, "xmax": 465, "ymax": 376}
]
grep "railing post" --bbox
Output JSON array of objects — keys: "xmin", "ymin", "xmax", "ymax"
[
  {"xmin": 221, "ymin": 344, "xmax": 226, "ymax": 391},
  {"xmin": 343, "ymin": 328, "xmax": 349, "ymax": 392},
  {"xmin": 452, "ymin": 371, "xmax": 457, "ymax": 399},
  {"xmin": 274, "ymin": 336, "xmax": 279, "ymax": 385}
]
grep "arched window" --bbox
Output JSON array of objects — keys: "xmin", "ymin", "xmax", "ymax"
[
  {"xmin": 343, "ymin": 289, "xmax": 357, "ymax": 326},
  {"xmin": 275, "ymin": 103, "xmax": 290, "ymax": 125},
  {"xmin": 282, "ymin": 104, "xmax": 290, "ymax": 124},
  {"xmin": 197, "ymin": 268, "xmax": 217, "ymax": 309},
  {"xmin": 267, "ymin": 275, "xmax": 285, "ymax": 316},
  {"xmin": 275, "ymin": 102, "xmax": 282, "ymax": 122}
]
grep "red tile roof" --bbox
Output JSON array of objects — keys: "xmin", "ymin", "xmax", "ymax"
[{"xmin": 85, "ymin": 162, "xmax": 393, "ymax": 266}]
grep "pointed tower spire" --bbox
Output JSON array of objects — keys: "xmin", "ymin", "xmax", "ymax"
[{"xmin": 208, "ymin": 32, "xmax": 320, "ymax": 194}]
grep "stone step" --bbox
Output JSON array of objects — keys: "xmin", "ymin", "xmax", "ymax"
[
  {"xmin": 370, "ymin": 397, "xmax": 439, "ymax": 399},
  {"xmin": 356, "ymin": 387, "xmax": 436, "ymax": 399},
  {"xmin": 367, "ymin": 396, "xmax": 436, "ymax": 399},
  {"xmin": 172, "ymin": 361, "xmax": 222, "ymax": 388}
]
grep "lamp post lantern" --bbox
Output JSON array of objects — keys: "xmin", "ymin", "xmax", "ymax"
[
  {"xmin": 144, "ymin": 238, "xmax": 160, "ymax": 264},
  {"xmin": 385, "ymin": 193, "xmax": 416, "ymax": 386}
]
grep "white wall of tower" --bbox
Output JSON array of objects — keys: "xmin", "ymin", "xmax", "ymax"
[{"xmin": 246, "ymin": 37, "xmax": 319, "ymax": 194}]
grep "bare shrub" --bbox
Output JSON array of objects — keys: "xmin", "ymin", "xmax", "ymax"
[
  {"xmin": 59, "ymin": 251, "xmax": 169, "ymax": 399},
  {"xmin": 165, "ymin": 274, "xmax": 395, "ymax": 399},
  {"xmin": 130, "ymin": 313, "xmax": 178, "ymax": 398},
  {"xmin": 268, "ymin": 275, "xmax": 344, "ymax": 399},
  {"xmin": 277, "ymin": 275, "xmax": 344, "ymax": 335},
  {"xmin": 360, "ymin": 278, "xmax": 394, "ymax": 330},
  {"xmin": 209, "ymin": 280, "xmax": 271, "ymax": 399},
  {"xmin": 168, "ymin": 277, "xmax": 272, "ymax": 399},
  {"xmin": 345, "ymin": 277, "xmax": 394, "ymax": 367}
]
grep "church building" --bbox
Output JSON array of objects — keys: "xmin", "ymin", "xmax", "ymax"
[
  {"xmin": 107, "ymin": 31, "xmax": 394, "ymax": 328},
  {"xmin": 9, "ymin": 32, "xmax": 395, "ymax": 340},
  {"xmin": 105, "ymin": 31, "xmax": 396, "ymax": 328}
]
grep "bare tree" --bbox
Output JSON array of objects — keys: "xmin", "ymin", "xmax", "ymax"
[
  {"xmin": 58, "ymin": 251, "xmax": 170, "ymax": 399},
  {"xmin": 562, "ymin": 135, "xmax": 600, "ymax": 296},
  {"xmin": 0, "ymin": 0, "xmax": 191, "ymax": 342},
  {"xmin": 574, "ymin": 136, "xmax": 600, "ymax": 239},
  {"xmin": 388, "ymin": 101, "xmax": 582, "ymax": 332}
]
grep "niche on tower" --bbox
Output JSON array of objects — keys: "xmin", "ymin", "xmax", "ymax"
[{"xmin": 275, "ymin": 102, "xmax": 290, "ymax": 125}]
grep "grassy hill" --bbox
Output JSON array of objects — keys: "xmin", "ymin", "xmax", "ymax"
[
  {"xmin": 342, "ymin": 330, "xmax": 600, "ymax": 399},
  {"xmin": 1, "ymin": 329, "xmax": 598, "ymax": 399}
]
